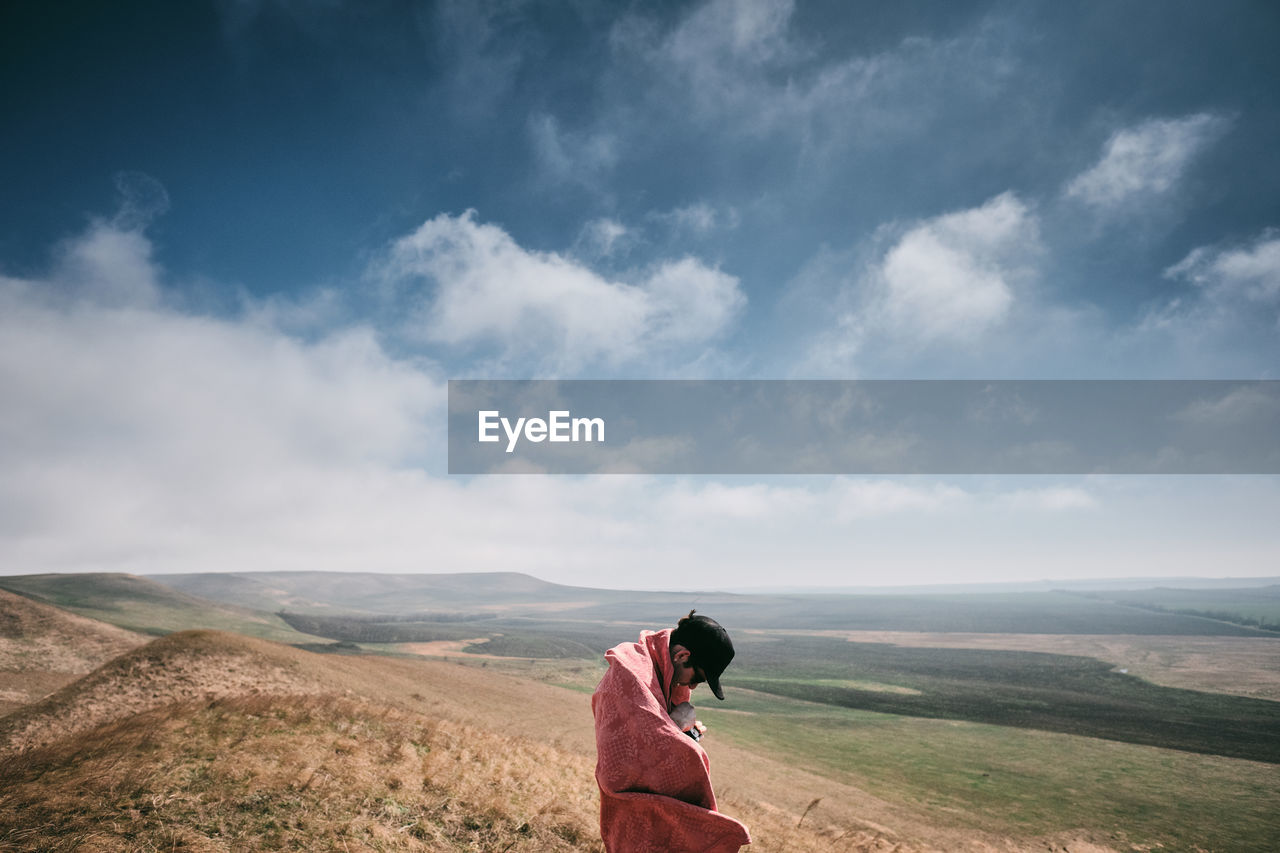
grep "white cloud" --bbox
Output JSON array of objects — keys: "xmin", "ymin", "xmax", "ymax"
[
  {"xmin": 651, "ymin": 202, "xmax": 739, "ymax": 237},
  {"xmin": 832, "ymin": 479, "xmax": 969, "ymax": 521},
  {"xmin": 999, "ymin": 487, "xmax": 1097, "ymax": 512},
  {"xmin": 375, "ymin": 211, "xmax": 745, "ymax": 373},
  {"xmin": 820, "ymin": 192, "xmax": 1038, "ymax": 360},
  {"xmin": 878, "ymin": 193, "xmax": 1032, "ymax": 342},
  {"xmin": 614, "ymin": 0, "xmax": 1017, "ymax": 152},
  {"xmin": 575, "ymin": 218, "xmax": 632, "ymax": 259},
  {"xmin": 1065, "ymin": 113, "xmax": 1228, "ymax": 209},
  {"xmin": 2, "ymin": 222, "xmax": 1273, "ymax": 590},
  {"xmin": 50, "ymin": 221, "xmax": 164, "ymax": 309},
  {"xmin": 0, "ymin": 223, "xmax": 454, "ymax": 574},
  {"xmin": 1127, "ymin": 230, "xmax": 1280, "ymax": 368},
  {"xmin": 659, "ymin": 481, "xmax": 817, "ymax": 521},
  {"xmin": 1165, "ymin": 230, "xmax": 1280, "ymax": 306}
]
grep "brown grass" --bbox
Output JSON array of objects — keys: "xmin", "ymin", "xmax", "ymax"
[
  {"xmin": 0, "ymin": 588, "xmax": 147, "ymax": 712},
  {"xmin": 0, "ymin": 692, "xmax": 602, "ymax": 852},
  {"xmin": 0, "ymin": 631, "xmax": 906, "ymax": 852},
  {"xmin": 0, "ymin": 628, "xmax": 1124, "ymax": 852}
]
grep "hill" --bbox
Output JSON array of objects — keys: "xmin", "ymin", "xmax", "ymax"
[
  {"xmin": 0, "ymin": 573, "xmax": 329, "ymax": 644},
  {"xmin": 145, "ymin": 570, "xmax": 1278, "ymax": 636},
  {"xmin": 4, "ymin": 577, "xmax": 1276, "ymax": 851},
  {"xmin": 0, "ymin": 629, "xmax": 956, "ymax": 852},
  {"xmin": 150, "ymin": 569, "xmax": 630, "ymax": 614},
  {"xmin": 0, "ymin": 588, "xmax": 146, "ymax": 715}
]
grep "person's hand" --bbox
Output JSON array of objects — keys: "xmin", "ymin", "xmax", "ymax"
[{"xmin": 670, "ymin": 701, "xmax": 698, "ymax": 731}]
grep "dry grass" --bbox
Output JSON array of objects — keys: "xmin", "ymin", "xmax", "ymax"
[
  {"xmin": 0, "ymin": 630, "xmax": 898, "ymax": 852},
  {"xmin": 0, "ymin": 692, "xmax": 602, "ymax": 852},
  {"xmin": 0, "ymin": 588, "xmax": 147, "ymax": 712},
  {"xmin": 0, "ymin": 688, "xmax": 930, "ymax": 853},
  {"xmin": 0, "ymin": 631, "xmax": 324, "ymax": 754}
]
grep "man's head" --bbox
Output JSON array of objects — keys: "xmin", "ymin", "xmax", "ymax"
[{"xmin": 669, "ymin": 610, "xmax": 735, "ymax": 700}]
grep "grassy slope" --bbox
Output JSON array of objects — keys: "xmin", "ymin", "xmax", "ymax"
[
  {"xmin": 0, "ymin": 588, "xmax": 148, "ymax": 715},
  {"xmin": 704, "ymin": 688, "xmax": 1280, "ymax": 853},
  {"xmin": 1, "ymin": 693, "xmax": 605, "ymax": 852},
  {"xmin": 0, "ymin": 573, "xmax": 325, "ymax": 644},
  {"xmin": 419, "ymin": 648, "xmax": 1280, "ymax": 853},
  {"xmin": 0, "ymin": 630, "xmax": 873, "ymax": 853},
  {"xmin": 7, "ymin": 575, "xmax": 1279, "ymax": 851}
]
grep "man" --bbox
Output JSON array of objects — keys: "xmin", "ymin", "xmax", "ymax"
[{"xmin": 591, "ymin": 610, "xmax": 751, "ymax": 852}]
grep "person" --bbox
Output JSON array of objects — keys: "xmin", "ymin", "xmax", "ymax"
[{"xmin": 591, "ymin": 610, "xmax": 751, "ymax": 852}]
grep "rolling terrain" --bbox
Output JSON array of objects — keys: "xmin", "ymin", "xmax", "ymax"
[
  {"xmin": 0, "ymin": 573, "xmax": 327, "ymax": 644},
  {"xmin": 2, "ymin": 572, "xmax": 1278, "ymax": 851},
  {"xmin": 0, "ymin": 622, "xmax": 958, "ymax": 851},
  {"xmin": 0, "ymin": 588, "xmax": 146, "ymax": 715}
]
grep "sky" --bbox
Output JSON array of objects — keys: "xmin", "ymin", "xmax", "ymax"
[{"xmin": 1, "ymin": 0, "xmax": 1278, "ymax": 589}]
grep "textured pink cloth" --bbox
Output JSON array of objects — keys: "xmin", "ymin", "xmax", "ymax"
[{"xmin": 592, "ymin": 628, "xmax": 751, "ymax": 853}]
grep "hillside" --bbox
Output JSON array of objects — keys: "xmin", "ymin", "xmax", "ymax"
[
  {"xmin": 0, "ymin": 628, "xmax": 954, "ymax": 853},
  {"xmin": 0, "ymin": 588, "xmax": 146, "ymax": 715},
  {"xmin": 4, "ymin": 578, "xmax": 1275, "ymax": 851},
  {"xmin": 0, "ymin": 573, "xmax": 328, "ymax": 644},
  {"xmin": 150, "ymin": 569, "xmax": 626, "ymax": 614},
  {"xmin": 0, "ymin": 625, "xmax": 1141, "ymax": 852}
]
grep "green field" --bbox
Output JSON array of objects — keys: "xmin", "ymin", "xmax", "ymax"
[
  {"xmin": 433, "ymin": 644, "xmax": 1280, "ymax": 852},
  {"xmin": 1088, "ymin": 586, "xmax": 1280, "ymax": 632},
  {"xmin": 703, "ymin": 689, "xmax": 1279, "ymax": 853},
  {"xmin": 728, "ymin": 633, "xmax": 1280, "ymax": 763}
]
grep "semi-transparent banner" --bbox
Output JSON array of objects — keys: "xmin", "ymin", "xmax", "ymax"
[{"xmin": 447, "ymin": 380, "xmax": 1280, "ymax": 474}]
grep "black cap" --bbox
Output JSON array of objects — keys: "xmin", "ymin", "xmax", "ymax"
[{"xmin": 673, "ymin": 611, "xmax": 735, "ymax": 700}]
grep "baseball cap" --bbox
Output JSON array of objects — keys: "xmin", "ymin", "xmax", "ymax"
[{"xmin": 673, "ymin": 611, "xmax": 735, "ymax": 700}]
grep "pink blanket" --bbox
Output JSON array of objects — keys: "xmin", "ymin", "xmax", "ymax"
[{"xmin": 592, "ymin": 628, "xmax": 751, "ymax": 852}]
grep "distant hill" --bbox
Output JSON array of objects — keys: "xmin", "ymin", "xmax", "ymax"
[
  {"xmin": 144, "ymin": 570, "xmax": 1276, "ymax": 637},
  {"xmin": 149, "ymin": 570, "xmax": 624, "ymax": 614},
  {"xmin": 734, "ymin": 576, "xmax": 1280, "ymax": 595},
  {"xmin": 0, "ymin": 573, "xmax": 328, "ymax": 644},
  {"xmin": 0, "ymin": 588, "xmax": 145, "ymax": 715}
]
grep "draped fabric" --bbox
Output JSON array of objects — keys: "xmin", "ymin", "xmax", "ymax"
[{"xmin": 592, "ymin": 629, "xmax": 751, "ymax": 852}]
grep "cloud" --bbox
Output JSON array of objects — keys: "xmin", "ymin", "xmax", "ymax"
[
  {"xmin": 574, "ymin": 218, "xmax": 633, "ymax": 259},
  {"xmin": 613, "ymin": 0, "xmax": 1018, "ymax": 153},
  {"xmin": 111, "ymin": 171, "xmax": 171, "ymax": 231},
  {"xmin": 809, "ymin": 193, "xmax": 1039, "ymax": 367},
  {"xmin": 1131, "ymin": 230, "xmax": 1280, "ymax": 366},
  {"xmin": 1065, "ymin": 113, "xmax": 1229, "ymax": 210},
  {"xmin": 1165, "ymin": 230, "xmax": 1280, "ymax": 306},
  {"xmin": 832, "ymin": 479, "xmax": 969, "ymax": 521},
  {"xmin": 650, "ymin": 202, "xmax": 739, "ymax": 237},
  {"xmin": 528, "ymin": 113, "xmax": 618, "ymax": 188},
  {"xmin": 1, "ymin": 221, "xmax": 1268, "ymax": 589},
  {"xmin": 999, "ymin": 487, "xmax": 1097, "ymax": 512},
  {"xmin": 374, "ymin": 211, "xmax": 745, "ymax": 373},
  {"xmin": 0, "ymin": 221, "xmax": 453, "ymax": 574},
  {"xmin": 48, "ymin": 221, "xmax": 164, "ymax": 309},
  {"xmin": 876, "ymin": 192, "xmax": 1034, "ymax": 342}
]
